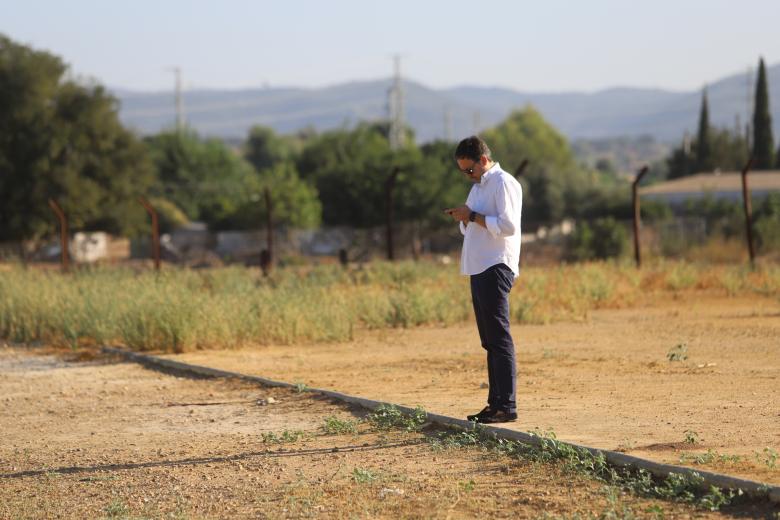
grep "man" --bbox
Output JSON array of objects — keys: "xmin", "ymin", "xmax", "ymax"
[{"xmin": 444, "ymin": 136, "xmax": 522, "ymax": 424}]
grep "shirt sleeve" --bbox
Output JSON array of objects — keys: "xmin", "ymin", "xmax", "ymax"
[
  {"xmin": 485, "ymin": 178, "xmax": 522, "ymax": 238},
  {"xmin": 459, "ymin": 187, "xmax": 475, "ymax": 236}
]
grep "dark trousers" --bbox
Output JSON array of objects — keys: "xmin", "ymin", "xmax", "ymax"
[{"xmin": 470, "ymin": 263, "xmax": 516, "ymax": 414}]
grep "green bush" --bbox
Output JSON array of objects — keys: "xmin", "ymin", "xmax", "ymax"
[
  {"xmin": 566, "ymin": 217, "xmax": 628, "ymax": 261},
  {"xmin": 754, "ymin": 216, "xmax": 780, "ymax": 251},
  {"xmin": 754, "ymin": 193, "xmax": 780, "ymax": 252}
]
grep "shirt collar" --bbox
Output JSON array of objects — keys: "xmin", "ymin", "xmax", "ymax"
[{"xmin": 479, "ymin": 162, "xmax": 501, "ymax": 185}]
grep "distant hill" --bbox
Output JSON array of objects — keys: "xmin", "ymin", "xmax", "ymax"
[{"xmin": 115, "ymin": 63, "xmax": 780, "ymax": 145}]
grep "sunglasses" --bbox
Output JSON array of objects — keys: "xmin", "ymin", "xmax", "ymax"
[{"xmin": 459, "ymin": 162, "xmax": 479, "ymax": 175}]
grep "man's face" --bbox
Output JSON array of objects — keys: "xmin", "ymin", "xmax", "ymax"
[{"xmin": 456, "ymin": 156, "xmax": 485, "ymax": 183}]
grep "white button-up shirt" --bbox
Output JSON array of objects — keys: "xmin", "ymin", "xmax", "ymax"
[{"xmin": 458, "ymin": 162, "xmax": 523, "ymax": 277}]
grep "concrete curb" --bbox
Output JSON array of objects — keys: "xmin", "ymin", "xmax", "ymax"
[{"xmin": 102, "ymin": 346, "xmax": 779, "ymax": 504}]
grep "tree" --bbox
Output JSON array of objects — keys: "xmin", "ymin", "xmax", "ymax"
[
  {"xmin": 709, "ymin": 128, "xmax": 748, "ymax": 170},
  {"xmin": 695, "ymin": 89, "xmax": 713, "ymax": 173},
  {"xmin": 666, "ymin": 128, "xmax": 747, "ymax": 180},
  {"xmin": 665, "ymin": 143, "xmax": 694, "ymax": 180},
  {"xmin": 145, "ymin": 197, "xmax": 190, "ymax": 233},
  {"xmin": 482, "ymin": 106, "xmax": 577, "ymax": 175},
  {"xmin": 295, "ymin": 123, "xmax": 466, "ymax": 231},
  {"xmin": 417, "ymin": 140, "xmax": 470, "ymax": 227},
  {"xmin": 297, "ymin": 123, "xmax": 402, "ymax": 227},
  {"xmin": 144, "ymin": 129, "xmax": 257, "ymax": 227},
  {"xmin": 0, "ymin": 34, "xmax": 155, "ymax": 241},
  {"xmin": 244, "ymin": 125, "xmax": 302, "ymax": 171},
  {"xmin": 481, "ymin": 106, "xmax": 613, "ymax": 224},
  {"xmin": 213, "ymin": 162, "xmax": 321, "ymax": 230},
  {"xmin": 752, "ymin": 57, "xmax": 775, "ymax": 169}
]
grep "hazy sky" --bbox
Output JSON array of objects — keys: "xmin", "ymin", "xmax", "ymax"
[{"xmin": 4, "ymin": 0, "xmax": 780, "ymax": 93}]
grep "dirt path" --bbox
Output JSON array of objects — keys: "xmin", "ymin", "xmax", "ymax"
[
  {"xmin": 166, "ymin": 294, "xmax": 780, "ymax": 487},
  {"xmin": 1, "ymin": 346, "xmax": 769, "ymax": 519}
]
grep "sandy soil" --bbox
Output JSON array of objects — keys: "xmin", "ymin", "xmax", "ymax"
[
  {"xmin": 165, "ymin": 293, "xmax": 780, "ymax": 488},
  {"xmin": 0, "ymin": 346, "xmax": 770, "ymax": 519}
]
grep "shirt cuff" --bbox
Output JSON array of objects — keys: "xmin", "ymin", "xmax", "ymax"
[
  {"xmin": 459, "ymin": 221, "xmax": 467, "ymax": 235},
  {"xmin": 485, "ymin": 215, "xmax": 501, "ymax": 237}
]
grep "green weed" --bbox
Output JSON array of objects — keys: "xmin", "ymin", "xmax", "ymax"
[
  {"xmin": 679, "ymin": 449, "xmax": 741, "ymax": 466},
  {"xmin": 426, "ymin": 426, "xmax": 739, "ymax": 511},
  {"xmin": 104, "ymin": 499, "xmax": 129, "ymax": 518},
  {"xmin": 368, "ymin": 404, "xmax": 427, "ymax": 432},
  {"xmin": 683, "ymin": 430, "xmax": 700, "ymax": 445},
  {"xmin": 755, "ymin": 447, "xmax": 779, "ymax": 469},
  {"xmin": 352, "ymin": 467, "xmax": 377, "ymax": 484},
  {"xmin": 667, "ymin": 344, "xmax": 688, "ymax": 362},
  {"xmin": 459, "ymin": 480, "xmax": 476, "ymax": 493},
  {"xmin": 261, "ymin": 430, "xmax": 305, "ymax": 444},
  {"xmin": 429, "ymin": 425, "xmax": 490, "ymax": 451},
  {"xmin": 322, "ymin": 416, "xmax": 358, "ymax": 435}
]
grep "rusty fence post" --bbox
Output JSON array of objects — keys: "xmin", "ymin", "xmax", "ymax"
[
  {"xmin": 47, "ymin": 199, "xmax": 69, "ymax": 272},
  {"xmin": 632, "ymin": 166, "xmax": 649, "ymax": 268},
  {"xmin": 139, "ymin": 197, "xmax": 161, "ymax": 271},
  {"xmin": 514, "ymin": 159, "xmax": 529, "ymax": 178},
  {"xmin": 261, "ymin": 186, "xmax": 273, "ymax": 276},
  {"xmin": 385, "ymin": 167, "xmax": 401, "ymax": 261},
  {"xmin": 740, "ymin": 157, "xmax": 755, "ymax": 267}
]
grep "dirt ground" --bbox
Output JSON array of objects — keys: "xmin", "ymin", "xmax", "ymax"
[
  {"xmin": 164, "ymin": 293, "xmax": 780, "ymax": 488},
  {"xmin": 1, "ymin": 346, "xmax": 774, "ymax": 519}
]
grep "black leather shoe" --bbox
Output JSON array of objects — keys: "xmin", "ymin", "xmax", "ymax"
[
  {"xmin": 466, "ymin": 406, "xmax": 494, "ymax": 422},
  {"xmin": 472, "ymin": 409, "xmax": 517, "ymax": 424}
]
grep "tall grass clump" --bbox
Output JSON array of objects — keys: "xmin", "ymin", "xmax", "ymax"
[{"xmin": 1, "ymin": 259, "xmax": 777, "ymax": 352}]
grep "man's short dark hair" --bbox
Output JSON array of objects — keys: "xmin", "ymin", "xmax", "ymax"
[{"xmin": 455, "ymin": 136, "xmax": 492, "ymax": 162}]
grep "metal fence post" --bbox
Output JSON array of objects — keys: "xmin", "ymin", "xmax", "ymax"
[
  {"xmin": 514, "ymin": 159, "xmax": 529, "ymax": 178},
  {"xmin": 632, "ymin": 166, "xmax": 649, "ymax": 268},
  {"xmin": 47, "ymin": 199, "xmax": 69, "ymax": 272},
  {"xmin": 139, "ymin": 197, "xmax": 161, "ymax": 271},
  {"xmin": 385, "ymin": 167, "xmax": 400, "ymax": 261},
  {"xmin": 261, "ymin": 186, "xmax": 273, "ymax": 276},
  {"xmin": 740, "ymin": 157, "xmax": 755, "ymax": 266}
]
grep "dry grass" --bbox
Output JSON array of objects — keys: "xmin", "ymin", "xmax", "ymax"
[{"xmin": 0, "ymin": 260, "xmax": 777, "ymax": 352}]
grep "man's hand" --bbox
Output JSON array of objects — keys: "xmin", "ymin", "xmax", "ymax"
[{"xmin": 443, "ymin": 205, "xmax": 471, "ymax": 222}]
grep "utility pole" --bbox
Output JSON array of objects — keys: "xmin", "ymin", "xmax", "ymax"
[
  {"xmin": 386, "ymin": 55, "xmax": 405, "ymax": 260},
  {"xmin": 443, "ymin": 105, "xmax": 452, "ymax": 142},
  {"xmin": 682, "ymin": 131, "xmax": 691, "ymax": 156},
  {"xmin": 169, "ymin": 66, "xmax": 184, "ymax": 131},
  {"xmin": 473, "ymin": 111, "xmax": 482, "ymax": 136},
  {"xmin": 388, "ymin": 55, "xmax": 405, "ymax": 150}
]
